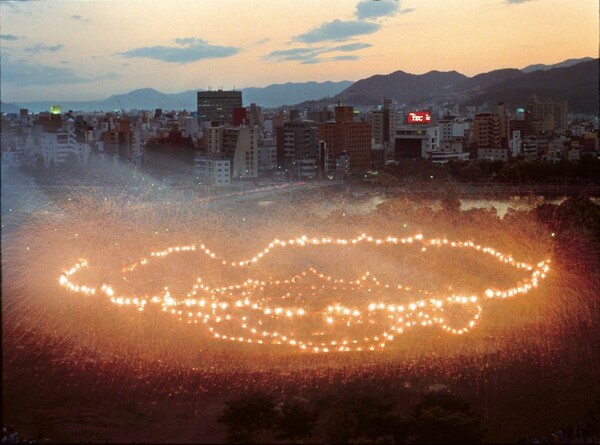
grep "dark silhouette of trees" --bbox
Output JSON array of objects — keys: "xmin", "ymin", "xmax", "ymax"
[
  {"xmin": 273, "ymin": 397, "xmax": 317, "ymax": 443},
  {"xmin": 320, "ymin": 385, "xmax": 410, "ymax": 444},
  {"xmin": 409, "ymin": 392, "xmax": 486, "ymax": 444},
  {"xmin": 440, "ymin": 184, "xmax": 461, "ymax": 213},
  {"xmin": 535, "ymin": 195, "xmax": 600, "ymax": 248},
  {"xmin": 218, "ymin": 392, "xmax": 276, "ymax": 443}
]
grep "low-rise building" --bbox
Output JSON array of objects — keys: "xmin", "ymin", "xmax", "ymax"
[{"xmin": 194, "ymin": 156, "xmax": 231, "ymax": 186}]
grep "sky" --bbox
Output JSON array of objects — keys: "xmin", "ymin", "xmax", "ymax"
[{"xmin": 1, "ymin": 0, "xmax": 598, "ymax": 102}]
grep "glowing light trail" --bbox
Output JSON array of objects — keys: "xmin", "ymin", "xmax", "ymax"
[{"xmin": 59, "ymin": 234, "xmax": 550, "ymax": 353}]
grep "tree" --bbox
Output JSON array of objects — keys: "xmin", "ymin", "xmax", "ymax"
[
  {"xmin": 409, "ymin": 392, "xmax": 486, "ymax": 444},
  {"xmin": 273, "ymin": 396, "xmax": 318, "ymax": 443},
  {"xmin": 458, "ymin": 162, "xmax": 485, "ymax": 183},
  {"xmin": 218, "ymin": 392, "xmax": 276, "ymax": 443},
  {"xmin": 440, "ymin": 184, "xmax": 461, "ymax": 213},
  {"xmin": 321, "ymin": 391, "xmax": 399, "ymax": 444}
]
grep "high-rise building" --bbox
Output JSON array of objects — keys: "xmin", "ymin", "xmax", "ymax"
[
  {"xmin": 472, "ymin": 113, "xmax": 502, "ymax": 149},
  {"xmin": 306, "ymin": 107, "xmax": 333, "ymax": 123},
  {"xmin": 232, "ymin": 107, "xmax": 247, "ymax": 127},
  {"xmin": 525, "ymin": 95, "xmax": 568, "ymax": 133},
  {"xmin": 371, "ymin": 109, "xmax": 390, "ymax": 146},
  {"xmin": 276, "ymin": 121, "xmax": 319, "ymax": 169},
  {"xmin": 197, "ymin": 90, "xmax": 242, "ymax": 125},
  {"xmin": 318, "ymin": 106, "xmax": 372, "ymax": 172},
  {"xmin": 228, "ymin": 126, "xmax": 259, "ymax": 179},
  {"xmin": 370, "ymin": 99, "xmax": 393, "ymax": 147},
  {"xmin": 496, "ymin": 102, "xmax": 510, "ymax": 148}
]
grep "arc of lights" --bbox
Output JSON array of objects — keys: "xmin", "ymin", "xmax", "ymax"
[{"xmin": 58, "ymin": 233, "xmax": 550, "ymax": 353}]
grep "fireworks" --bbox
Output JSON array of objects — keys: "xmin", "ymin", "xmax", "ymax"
[{"xmin": 59, "ymin": 233, "xmax": 550, "ymax": 353}]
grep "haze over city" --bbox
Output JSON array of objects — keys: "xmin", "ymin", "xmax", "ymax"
[{"xmin": 1, "ymin": 0, "xmax": 598, "ymax": 102}]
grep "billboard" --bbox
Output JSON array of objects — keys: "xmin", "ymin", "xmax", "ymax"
[{"xmin": 407, "ymin": 111, "xmax": 431, "ymax": 124}]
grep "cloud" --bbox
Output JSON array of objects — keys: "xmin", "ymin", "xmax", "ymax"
[
  {"xmin": 173, "ymin": 37, "xmax": 199, "ymax": 46},
  {"xmin": 95, "ymin": 72, "xmax": 122, "ymax": 81},
  {"xmin": 1, "ymin": 54, "xmax": 122, "ymax": 86},
  {"xmin": 0, "ymin": 34, "xmax": 20, "ymax": 41},
  {"xmin": 301, "ymin": 55, "xmax": 360, "ymax": 65},
  {"xmin": 256, "ymin": 38, "xmax": 270, "ymax": 45},
  {"xmin": 71, "ymin": 14, "xmax": 90, "ymax": 22},
  {"xmin": 25, "ymin": 43, "xmax": 65, "ymax": 53},
  {"xmin": 355, "ymin": 0, "xmax": 399, "ymax": 20},
  {"xmin": 265, "ymin": 47, "xmax": 326, "ymax": 63},
  {"xmin": 118, "ymin": 37, "xmax": 240, "ymax": 64},
  {"xmin": 266, "ymin": 41, "xmax": 371, "ymax": 64},
  {"xmin": 292, "ymin": 19, "xmax": 380, "ymax": 43},
  {"xmin": 504, "ymin": 0, "xmax": 534, "ymax": 3},
  {"xmin": 355, "ymin": 0, "xmax": 414, "ymax": 20},
  {"xmin": 331, "ymin": 42, "xmax": 373, "ymax": 52}
]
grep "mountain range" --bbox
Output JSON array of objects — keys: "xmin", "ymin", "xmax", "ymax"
[
  {"xmin": 332, "ymin": 58, "xmax": 598, "ymax": 114},
  {"xmin": 521, "ymin": 57, "xmax": 595, "ymax": 73},
  {"xmin": 1, "ymin": 57, "xmax": 597, "ymax": 114},
  {"xmin": 1, "ymin": 81, "xmax": 353, "ymax": 114}
]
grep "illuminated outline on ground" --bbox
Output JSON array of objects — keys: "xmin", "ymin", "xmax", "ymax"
[{"xmin": 59, "ymin": 233, "xmax": 550, "ymax": 353}]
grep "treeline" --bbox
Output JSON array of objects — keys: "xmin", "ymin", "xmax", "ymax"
[
  {"xmin": 448, "ymin": 159, "xmax": 600, "ymax": 184},
  {"xmin": 378, "ymin": 159, "xmax": 600, "ymax": 185},
  {"xmin": 218, "ymin": 389, "xmax": 486, "ymax": 444}
]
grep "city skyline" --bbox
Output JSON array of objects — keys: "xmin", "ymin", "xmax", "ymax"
[{"xmin": 1, "ymin": 0, "xmax": 598, "ymax": 103}]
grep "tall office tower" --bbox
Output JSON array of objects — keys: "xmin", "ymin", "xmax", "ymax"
[
  {"xmin": 276, "ymin": 121, "xmax": 319, "ymax": 169},
  {"xmin": 197, "ymin": 90, "xmax": 243, "ymax": 125},
  {"xmin": 496, "ymin": 102, "xmax": 511, "ymax": 148},
  {"xmin": 525, "ymin": 95, "xmax": 568, "ymax": 133},
  {"xmin": 472, "ymin": 113, "xmax": 502, "ymax": 149},
  {"xmin": 318, "ymin": 106, "xmax": 372, "ymax": 173}
]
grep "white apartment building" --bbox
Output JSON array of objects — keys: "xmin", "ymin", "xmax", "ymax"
[
  {"xmin": 194, "ymin": 157, "xmax": 231, "ymax": 186},
  {"xmin": 38, "ymin": 129, "xmax": 90, "ymax": 167}
]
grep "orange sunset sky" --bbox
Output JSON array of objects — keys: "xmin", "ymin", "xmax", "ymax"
[{"xmin": 1, "ymin": 0, "xmax": 598, "ymax": 101}]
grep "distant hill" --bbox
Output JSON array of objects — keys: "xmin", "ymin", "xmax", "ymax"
[
  {"xmin": 0, "ymin": 101, "xmax": 21, "ymax": 114},
  {"xmin": 339, "ymin": 70, "xmax": 468, "ymax": 105},
  {"xmin": 8, "ymin": 81, "xmax": 353, "ymax": 113},
  {"xmin": 458, "ymin": 68, "xmax": 524, "ymax": 93},
  {"xmin": 521, "ymin": 57, "xmax": 595, "ymax": 73},
  {"xmin": 466, "ymin": 59, "xmax": 599, "ymax": 114},
  {"xmin": 5, "ymin": 57, "xmax": 597, "ymax": 114},
  {"xmin": 242, "ymin": 81, "xmax": 352, "ymax": 108},
  {"xmin": 294, "ymin": 58, "xmax": 597, "ymax": 114}
]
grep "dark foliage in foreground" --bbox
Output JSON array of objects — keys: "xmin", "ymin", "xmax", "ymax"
[
  {"xmin": 218, "ymin": 392, "xmax": 276, "ymax": 443},
  {"xmin": 219, "ymin": 390, "xmax": 486, "ymax": 444}
]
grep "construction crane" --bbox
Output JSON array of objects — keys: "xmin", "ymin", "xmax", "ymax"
[{"xmin": 115, "ymin": 95, "xmax": 125, "ymax": 114}]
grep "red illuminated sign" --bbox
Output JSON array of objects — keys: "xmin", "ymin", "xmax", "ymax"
[{"xmin": 407, "ymin": 111, "xmax": 431, "ymax": 124}]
